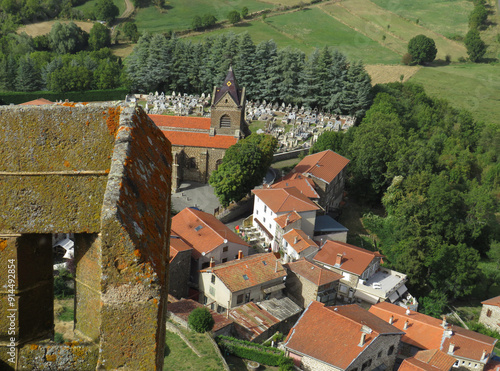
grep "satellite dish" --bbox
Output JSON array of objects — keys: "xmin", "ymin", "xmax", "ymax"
[
  {"xmin": 224, "ymin": 239, "xmax": 228, "ymax": 244},
  {"xmin": 202, "ymin": 252, "xmax": 206, "ymax": 256}
]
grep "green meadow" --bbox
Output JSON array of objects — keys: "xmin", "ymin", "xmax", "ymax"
[{"xmin": 74, "ymin": 0, "xmax": 126, "ymax": 19}]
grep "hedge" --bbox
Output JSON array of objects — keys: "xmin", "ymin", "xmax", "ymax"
[
  {"xmin": 0, "ymin": 88, "xmax": 129, "ymax": 105},
  {"xmin": 216, "ymin": 335, "xmax": 286, "ymax": 366}
]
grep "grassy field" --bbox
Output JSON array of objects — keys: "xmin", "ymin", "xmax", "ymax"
[
  {"xmin": 74, "ymin": 0, "xmax": 126, "ymax": 19},
  {"xmin": 410, "ymin": 63, "xmax": 500, "ymax": 125},
  {"xmin": 135, "ymin": 0, "xmax": 274, "ymax": 33},
  {"xmin": 17, "ymin": 20, "xmax": 95, "ymax": 36},
  {"xmin": 164, "ymin": 328, "xmax": 224, "ymax": 370},
  {"xmin": 371, "ymin": 0, "xmax": 473, "ymax": 39},
  {"xmin": 365, "ymin": 65, "xmax": 421, "ymax": 84}
]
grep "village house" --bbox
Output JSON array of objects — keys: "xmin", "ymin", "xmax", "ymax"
[
  {"xmin": 199, "ymin": 252, "xmax": 287, "ymax": 314},
  {"xmin": 283, "ymin": 149, "xmax": 350, "ymax": 212},
  {"xmin": 169, "ymin": 235, "xmax": 193, "ymax": 299},
  {"xmin": 252, "ymin": 187, "xmax": 320, "ymax": 251},
  {"xmin": 149, "ymin": 67, "xmax": 250, "ymax": 191},
  {"xmin": 272, "ymin": 175, "xmax": 320, "ymax": 204},
  {"xmin": 171, "ymin": 207, "xmax": 249, "ymax": 284},
  {"xmin": 398, "ymin": 349, "xmax": 457, "ymax": 371},
  {"xmin": 284, "ymin": 301, "xmax": 404, "ymax": 371},
  {"xmin": 479, "ymin": 296, "xmax": 500, "ymax": 332},
  {"xmin": 313, "ymin": 240, "xmax": 413, "ymax": 306},
  {"xmin": 282, "ymin": 228, "xmax": 319, "ymax": 262},
  {"xmin": 285, "ymin": 258, "xmax": 343, "ymax": 307},
  {"xmin": 369, "ymin": 302, "xmax": 498, "ymax": 371}
]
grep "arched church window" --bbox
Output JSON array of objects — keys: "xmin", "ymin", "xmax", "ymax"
[{"xmin": 220, "ymin": 114, "xmax": 231, "ymax": 128}]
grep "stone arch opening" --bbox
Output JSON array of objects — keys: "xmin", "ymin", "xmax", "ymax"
[{"xmin": 220, "ymin": 114, "xmax": 231, "ymax": 128}]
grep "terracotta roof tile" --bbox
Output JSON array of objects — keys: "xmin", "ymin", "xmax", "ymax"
[
  {"xmin": 167, "ymin": 299, "xmax": 232, "ymax": 332},
  {"xmin": 274, "ymin": 211, "xmax": 302, "ymax": 229},
  {"xmin": 285, "ymin": 302, "xmax": 402, "ymax": 369},
  {"xmin": 252, "ymin": 187, "xmax": 320, "ymax": 214},
  {"xmin": 314, "ymin": 240, "xmax": 383, "ymax": 276},
  {"xmin": 286, "ymin": 258, "xmax": 343, "ymax": 286},
  {"xmin": 399, "ymin": 357, "xmax": 444, "ymax": 371},
  {"xmin": 482, "ymin": 295, "xmax": 500, "ymax": 307},
  {"xmin": 229, "ymin": 302, "xmax": 280, "ymax": 341},
  {"xmin": 283, "ymin": 229, "xmax": 318, "ymax": 254},
  {"xmin": 414, "ymin": 349, "xmax": 457, "ymax": 370},
  {"xmin": 272, "ymin": 177, "xmax": 319, "ymax": 199},
  {"xmin": 149, "ymin": 115, "xmax": 211, "ymax": 130},
  {"xmin": 369, "ymin": 302, "xmax": 498, "ymax": 363},
  {"xmin": 485, "ymin": 358, "xmax": 500, "ymax": 371},
  {"xmin": 171, "ymin": 208, "xmax": 249, "ymax": 259},
  {"xmin": 19, "ymin": 98, "xmax": 53, "ymax": 105},
  {"xmin": 169, "ymin": 235, "xmax": 193, "ymax": 262},
  {"xmin": 290, "ymin": 150, "xmax": 349, "ymax": 184},
  {"xmin": 206, "ymin": 253, "xmax": 286, "ymax": 293},
  {"xmin": 160, "ymin": 130, "xmax": 237, "ymax": 149}
]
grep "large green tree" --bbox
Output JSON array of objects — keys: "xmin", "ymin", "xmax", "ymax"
[
  {"xmin": 95, "ymin": 0, "xmax": 119, "ymax": 24},
  {"xmin": 464, "ymin": 28, "xmax": 486, "ymax": 62},
  {"xmin": 48, "ymin": 22, "xmax": 88, "ymax": 54},
  {"xmin": 209, "ymin": 134, "xmax": 278, "ymax": 206},
  {"xmin": 89, "ymin": 22, "xmax": 111, "ymax": 51},
  {"xmin": 407, "ymin": 34, "xmax": 437, "ymax": 64}
]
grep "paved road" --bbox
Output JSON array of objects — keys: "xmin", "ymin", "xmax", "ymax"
[{"xmin": 171, "ymin": 181, "xmax": 222, "ymax": 215}]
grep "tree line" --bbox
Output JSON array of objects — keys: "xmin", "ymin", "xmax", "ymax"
[
  {"xmin": 311, "ymin": 83, "xmax": 499, "ymax": 316},
  {"xmin": 126, "ymin": 32, "xmax": 373, "ymax": 118}
]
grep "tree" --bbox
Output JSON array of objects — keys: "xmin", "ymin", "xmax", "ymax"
[
  {"xmin": 188, "ymin": 307, "xmax": 214, "ymax": 333},
  {"xmin": 469, "ymin": 3, "xmax": 488, "ymax": 29},
  {"xmin": 464, "ymin": 28, "xmax": 486, "ymax": 62},
  {"xmin": 227, "ymin": 10, "xmax": 241, "ymax": 24},
  {"xmin": 192, "ymin": 15, "xmax": 203, "ymax": 30},
  {"xmin": 241, "ymin": 6, "xmax": 249, "ymax": 18},
  {"xmin": 209, "ymin": 134, "xmax": 278, "ymax": 206},
  {"xmin": 407, "ymin": 34, "xmax": 437, "ymax": 64},
  {"xmin": 310, "ymin": 131, "xmax": 345, "ymax": 154},
  {"xmin": 95, "ymin": 0, "xmax": 119, "ymax": 24},
  {"xmin": 15, "ymin": 56, "xmax": 42, "ymax": 91},
  {"xmin": 202, "ymin": 14, "xmax": 217, "ymax": 28},
  {"xmin": 89, "ymin": 22, "xmax": 111, "ymax": 51},
  {"xmin": 48, "ymin": 22, "xmax": 88, "ymax": 54},
  {"xmin": 123, "ymin": 22, "xmax": 139, "ymax": 42}
]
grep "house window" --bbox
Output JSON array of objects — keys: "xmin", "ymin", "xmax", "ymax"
[
  {"xmin": 245, "ymin": 293, "xmax": 250, "ymax": 302},
  {"xmin": 361, "ymin": 359, "xmax": 372, "ymax": 370},
  {"xmin": 377, "ymin": 351, "xmax": 382, "ymax": 358},
  {"xmin": 222, "ymin": 258, "xmax": 227, "ymax": 263},
  {"xmin": 388, "ymin": 345, "xmax": 395, "ymax": 356},
  {"xmin": 453, "ymin": 361, "xmax": 459, "ymax": 368},
  {"xmin": 256, "ymin": 210, "xmax": 259, "ymax": 215},
  {"xmin": 223, "ymin": 246, "xmax": 228, "ymax": 252},
  {"xmin": 201, "ymin": 262, "xmax": 210, "ymax": 269},
  {"xmin": 237, "ymin": 294, "xmax": 244, "ymax": 304},
  {"xmin": 211, "ymin": 274, "xmax": 216, "ymax": 284},
  {"xmin": 217, "ymin": 305, "xmax": 226, "ymax": 314},
  {"xmin": 487, "ymin": 309, "xmax": 492, "ymax": 317},
  {"xmin": 263, "ymin": 217, "xmax": 266, "ymax": 223},
  {"xmin": 209, "ymin": 286, "xmax": 215, "ymax": 296},
  {"xmin": 269, "ymin": 223, "xmax": 272, "ymax": 229},
  {"xmin": 264, "ymin": 206, "xmax": 267, "ymax": 213},
  {"xmin": 220, "ymin": 114, "xmax": 231, "ymax": 128}
]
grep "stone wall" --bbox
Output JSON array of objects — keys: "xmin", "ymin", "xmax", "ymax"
[
  {"xmin": 169, "ymin": 249, "xmax": 191, "ymax": 299},
  {"xmin": 479, "ymin": 304, "xmax": 500, "ymax": 332}
]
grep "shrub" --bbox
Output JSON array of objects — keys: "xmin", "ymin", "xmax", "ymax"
[
  {"xmin": 241, "ymin": 6, "xmax": 249, "ymax": 18},
  {"xmin": 279, "ymin": 357, "xmax": 295, "ymax": 371},
  {"xmin": 216, "ymin": 336, "xmax": 287, "ymax": 366},
  {"xmin": 401, "ymin": 53, "xmax": 414, "ymax": 65},
  {"xmin": 54, "ymin": 269, "xmax": 74, "ymax": 299},
  {"xmin": 54, "ymin": 333, "xmax": 65, "ymax": 344},
  {"xmin": 227, "ymin": 10, "xmax": 241, "ymax": 24},
  {"xmin": 445, "ymin": 54, "xmax": 451, "ymax": 63},
  {"xmin": 465, "ymin": 28, "xmax": 486, "ymax": 62},
  {"xmin": 188, "ymin": 307, "xmax": 215, "ymax": 333}
]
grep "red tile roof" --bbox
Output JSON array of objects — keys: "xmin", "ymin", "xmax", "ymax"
[
  {"xmin": 482, "ymin": 295, "xmax": 500, "ymax": 307},
  {"xmin": 169, "ymin": 235, "xmax": 193, "ymax": 262},
  {"xmin": 19, "ymin": 98, "xmax": 53, "ymax": 105},
  {"xmin": 272, "ymin": 176, "xmax": 319, "ymax": 199},
  {"xmin": 205, "ymin": 253, "xmax": 286, "ymax": 293},
  {"xmin": 283, "ymin": 229, "xmax": 318, "ymax": 254},
  {"xmin": 314, "ymin": 240, "xmax": 383, "ymax": 276},
  {"xmin": 485, "ymin": 358, "xmax": 500, "ymax": 371},
  {"xmin": 229, "ymin": 302, "xmax": 279, "ymax": 341},
  {"xmin": 369, "ymin": 302, "xmax": 498, "ymax": 363},
  {"xmin": 252, "ymin": 187, "xmax": 320, "ymax": 214},
  {"xmin": 149, "ymin": 115, "xmax": 211, "ymax": 130},
  {"xmin": 160, "ymin": 130, "xmax": 237, "ymax": 149},
  {"xmin": 167, "ymin": 299, "xmax": 232, "ymax": 333},
  {"xmin": 274, "ymin": 211, "xmax": 302, "ymax": 229},
  {"xmin": 285, "ymin": 302, "xmax": 402, "ymax": 369},
  {"xmin": 171, "ymin": 207, "xmax": 249, "ymax": 259},
  {"xmin": 290, "ymin": 150, "xmax": 349, "ymax": 184},
  {"xmin": 414, "ymin": 349, "xmax": 457, "ymax": 370},
  {"xmin": 286, "ymin": 258, "xmax": 343, "ymax": 286},
  {"xmin": 399, "ymin": 357, "xmax": 445, "ymax": 371}
]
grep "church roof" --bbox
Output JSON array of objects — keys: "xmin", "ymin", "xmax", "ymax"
[
  {"xmin": 213, "ymin": 66, "xmax": 241, "ymax": 106},
  {"xmin": 149, "ymin": 115, "xmax": 211, "ymax": 130},
  {"xmin": 160, "ymin": 130, "xmax": 237, "ymax": 149}
]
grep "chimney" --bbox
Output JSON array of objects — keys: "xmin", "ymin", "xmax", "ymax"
[
  {"xmin": 294, "ymin": 236, "xmax": 298, "ymax": 244},
  {"xmin": 442, "ymin": 315, "xmax": 448, "ymax": 328},
  {"xmin": 389, "ymin": 315, "xmax": 394, "ymax": 325},
  {"xmin": 482, "ymin": 350, "xmax": 487, "ymax": 361},
  {"xmin": 275, "ymin": 259, "xmax": 279, "ymax": 273},
  {"xmin": 405, "ymin": 309, "xmax": 410, "ymax": 315},
  {"xmin": 448, "ymin": 343, "xmax": 455, "ymax": 354},
  {"xmin": 359, "ymin": 333, "xmax": 366, "ymax": 347},
  {"xmin": 209, "ymin": 258, "xmax": 215, "ymax": 268},
  {"xmin": 238, "ymin": 250, "xmax": 243, "ymax": 260},
  {"xmin": 403, "ymin": 320, "xmax": 409, "ymax": 330},
  {"xmin": 335, "ymin": 253, "xmax": 342, "ymax": 266}
]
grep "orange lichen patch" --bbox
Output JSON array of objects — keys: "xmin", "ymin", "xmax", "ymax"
[
  {"xmin": 46, "ymin": 354, "xmax": 57, "ymax": 362},
  {"xmin": 105, "ymin": 169, "xmax": 110, "ymax": 174},
  {"xmin": 30, "ymin": 344, "xmax": 38, "ymax": 350},
  {"xmin": 0, "ymin": 239, "xmax": 7, "ymax": 251},
  {"xmin": 64, "ymin": 160, "xmax": 70, "ymax": 167},
  {"xmin": 104, "ymin": 107, "xmax": 123, "ymax": 137},
  {"xmin": 134, "ymin": 249, "xmax": 141, "ymax": 258},
  {"xmin": 60, "ymin": 102, "xmax": 76, "ymax": 107},
  {"xmin": 85, "ymin": 121, "xmax": 90, "ymax": 126}
]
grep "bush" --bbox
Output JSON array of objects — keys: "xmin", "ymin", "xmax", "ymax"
[
  {"xmin": 465, "ymin": 28, "xmax": 486, "ymax": 62},
  {"xmin": 279, "ymin": 357, "xmax": 295, "ymax": 371},
  {"xmin": 227, "ymin": 10, "xmax": 241, "ymax": 24},
  {"xmin": 54, "ymin": 269, "xmax": 74, "ymax": 299},
  {"xmin": 401, "ymin": 53, "xmax": 414, "ymax": 65},
  {"xmin": 467, "ymin": 322, "xmax": 500, "ymax": 340},
  {"xmin": 54, "ymin": 333, "xmax": 65, "ymax": 344},
  {"xmin": 241, "ymin": 6, "xmax": 249, "ymax": 18},
  {"xmin": 188, "ymin": 307, "xmax": 215, "ymax": 333},
  {"xmin": 407, "ymin": 34, "xmax": 437, "ymax": 64}
]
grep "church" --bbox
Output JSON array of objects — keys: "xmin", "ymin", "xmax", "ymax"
[{"xmin": 149, "ymin": 67, "xmax": 250, "ymax": 191}]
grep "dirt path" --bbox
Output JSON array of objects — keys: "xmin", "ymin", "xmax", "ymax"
[{"xmin": 118, "ymin": 0, "xmax": 134, "ymax": 21}]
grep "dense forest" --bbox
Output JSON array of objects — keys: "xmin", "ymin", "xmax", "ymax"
[{"xmin": 311, "ymin": 83, "xmax": 500, "ymax": 315}]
